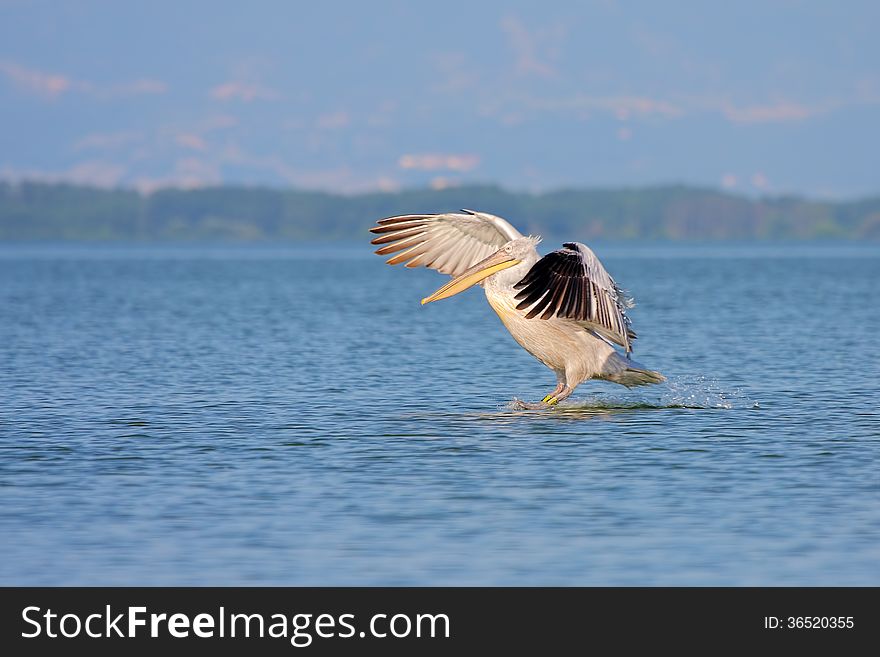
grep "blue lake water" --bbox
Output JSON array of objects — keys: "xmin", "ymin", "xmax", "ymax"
[{"xmin": 1, "ymin": 243, "xmax": 878, "ymax": 585}]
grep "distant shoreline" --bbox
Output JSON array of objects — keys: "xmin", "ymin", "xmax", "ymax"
[{"xmin": 2, "ymin": 181, "xmax": 878, "ymax": 242}]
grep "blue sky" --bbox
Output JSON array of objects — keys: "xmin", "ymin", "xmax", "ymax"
[{"xmin": 1, "ymin": 0, "xmax": 878, "ymax": 196}]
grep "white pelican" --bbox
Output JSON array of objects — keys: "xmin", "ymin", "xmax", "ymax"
[{"xmin": 370, "ymin": 209, "xmax": 665, "ymax": 409}]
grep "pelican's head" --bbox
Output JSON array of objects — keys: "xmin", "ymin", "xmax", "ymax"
[{"xmin": 421, "ymin": 236, "xmax": 540, "ymax": 305}]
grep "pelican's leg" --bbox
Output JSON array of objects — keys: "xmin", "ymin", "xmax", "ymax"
[
  {"xmin": 541, "ymin": 379, "xmax": 566, "ymax": 404},
  {"xmin": 548, "ymin": 386, "xmax": 574, "ymax": 405}
]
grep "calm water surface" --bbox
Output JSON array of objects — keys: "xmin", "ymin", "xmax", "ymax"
[{"xmin": 1, "ymin": 243, "xmax": 878, "ymax": 584}]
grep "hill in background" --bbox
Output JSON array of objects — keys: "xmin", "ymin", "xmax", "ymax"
[{"xmin": 1, "ymin": 181, "xmax": 879, "ymax": 242}]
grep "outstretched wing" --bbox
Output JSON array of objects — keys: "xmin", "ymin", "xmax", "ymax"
[
  {"xmin": 512, "ymin": 242, "xmax": 636, "ymax": 353},
  {"xmin": 369, "ymin": 209, "xmax": 523, "ymax": 277}
]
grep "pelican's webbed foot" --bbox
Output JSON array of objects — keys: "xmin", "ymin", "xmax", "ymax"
[{"xmin": 512, "ymin": 399, "xmax": 553, "ymax": 410}]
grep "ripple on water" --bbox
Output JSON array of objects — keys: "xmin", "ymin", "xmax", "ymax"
[{"xmin": 0, "ymin": 244, "xmax": 878, "ymax": 585}]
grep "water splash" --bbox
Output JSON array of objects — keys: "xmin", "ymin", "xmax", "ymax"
[
  {"xmin": 649, "ymin": 374, "xmax": 759, "ymax": 410},
  {"xmin": 506, "ymin": 375, "xmax": 759, "ymax": 412}
]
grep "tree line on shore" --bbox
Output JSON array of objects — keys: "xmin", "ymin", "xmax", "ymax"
[{"xmin": 1, "ymin": 181, "xmax": 878, "ymax": 242}]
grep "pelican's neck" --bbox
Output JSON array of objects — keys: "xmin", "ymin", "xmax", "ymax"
[{"xmin": 483, "ymin": 249, "xmax": 539, "ymax": 294}]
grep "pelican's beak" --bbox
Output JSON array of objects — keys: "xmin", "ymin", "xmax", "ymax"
[{"xmin": 421, "ymin": 250, "xmax": 521, "ymax": 305}]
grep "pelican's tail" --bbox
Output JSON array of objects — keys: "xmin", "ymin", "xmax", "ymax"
[{"xmin": 606, "ymin": 357, "xmax": 666, "ymax": 387}]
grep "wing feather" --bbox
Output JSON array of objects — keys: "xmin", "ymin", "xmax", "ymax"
[
  {"xmin": 370, "ymin": 210, "xmax": 523, "ymax": 277},
  {"xmin": 513, "ymin": 242, "xmax": 637, "ymax": 353}
]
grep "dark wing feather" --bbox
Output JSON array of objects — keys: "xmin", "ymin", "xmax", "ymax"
[{"xmin": 513, "ymin": 242, "xmax": 637, "ymax": 353}]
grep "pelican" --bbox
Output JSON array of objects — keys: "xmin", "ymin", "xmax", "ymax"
[{"xmin": 370, "ymin": 210, "xmax": 665, "ymax": 409}]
